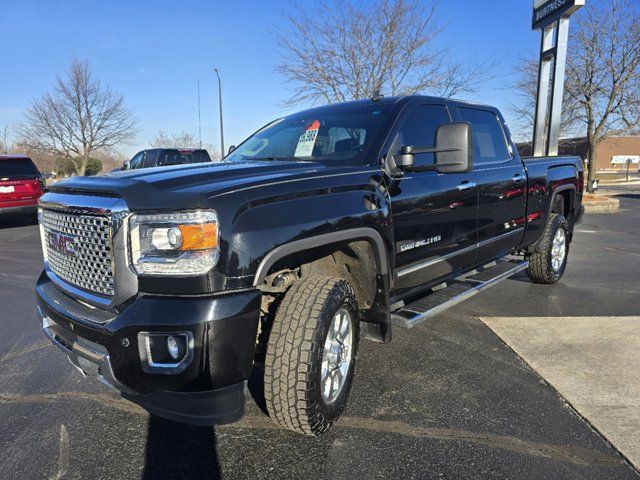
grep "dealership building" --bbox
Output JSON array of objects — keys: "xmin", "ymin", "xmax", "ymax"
[{"xmin": 518, "ymin": 135, "xmax": 640, "ymax": 172}]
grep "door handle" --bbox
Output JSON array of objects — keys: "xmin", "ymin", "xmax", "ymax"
[
  {"xmin": 457, "ymin": 181, "xmax": 476, "ymax": 192},
  {"xmin": 512, "ymin": 174, "xmax": 525, "ymax": 183}
]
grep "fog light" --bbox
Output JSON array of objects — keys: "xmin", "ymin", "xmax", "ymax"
[
  {"xmin": 137, "ymin": 331, "xmax": 194, "ymax": 374},
  {"xmin": 167, "ymin": 336, "xmax": 179, "ymax": 360}
]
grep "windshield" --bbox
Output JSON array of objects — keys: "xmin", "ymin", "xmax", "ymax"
[
  {"xmin": 225, "ymin": 103, "xmax": 392, "ymax": 166},
  {"xmin": 0, "ymin": 158, "xmax": 40, "ymax": 178}
]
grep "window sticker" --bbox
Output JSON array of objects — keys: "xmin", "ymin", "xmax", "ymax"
[{"xmin": 294, "ymin": 120, "xmax": 320, "ymax": 157}]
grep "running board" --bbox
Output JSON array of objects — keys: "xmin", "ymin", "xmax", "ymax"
[{"xmin": 391, "ymin": 259, "xmax": 529, "ymax": 329}]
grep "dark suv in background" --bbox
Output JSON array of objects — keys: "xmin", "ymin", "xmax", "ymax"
[{"xmin": 117, "ymin": 148, "xmax": 212, "ymax": 171}]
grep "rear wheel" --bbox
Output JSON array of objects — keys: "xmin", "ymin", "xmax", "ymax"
[
  {"xmin": 526, "ymin": 213, "xmax": 569, "ymax": 284},
  {"xmin": 264, "ymin": 275, "xmax": 359, "ymax": 435}
]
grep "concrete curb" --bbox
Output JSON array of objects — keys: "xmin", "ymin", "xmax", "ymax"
[{"xmin": 583, "ymin": 194, "xmax": 620, "ymax": 214}]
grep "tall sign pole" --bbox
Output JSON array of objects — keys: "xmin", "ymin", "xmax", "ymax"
[{"xmin": 532, "ymin": 0, "xmax": 584, "ymax": 157}]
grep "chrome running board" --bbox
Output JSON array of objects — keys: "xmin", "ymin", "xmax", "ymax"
[{"xmin": 391, "ymin": 259, "xmax": 529, "ymax": 329}]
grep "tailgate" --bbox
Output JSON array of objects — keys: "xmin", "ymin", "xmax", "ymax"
[{"xmin": 0, "ymin": 178, "xmax": 43, "ymax": 203}]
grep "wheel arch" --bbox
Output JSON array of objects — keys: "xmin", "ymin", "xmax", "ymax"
[
  {"xmin": 254, "ymin": 227, "xmax": 392, "ymax": 343},
  {"xmin": 550, "ymin": 184, "xmax": 575, "ymax": 219},
  {"xmin": 253, "ymin": 227, "xmax": 389, "ymax": 286}
]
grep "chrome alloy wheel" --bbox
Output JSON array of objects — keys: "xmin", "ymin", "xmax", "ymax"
[
  {"xmin": 551, "ymin": 228, "xmax": 567, "ymax": 272},
  {"xmin": 321, "ymin": 308, "xmax": 353, "ymax": 404}
]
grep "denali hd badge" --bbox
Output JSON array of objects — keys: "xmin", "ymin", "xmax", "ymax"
[
  {"xmin": 47, "ymin": 231, "xmax": 77, "ymax": 257},
  {"xmin": 399, "ymin": 235, "xmax": 442, "ymax": 253}
]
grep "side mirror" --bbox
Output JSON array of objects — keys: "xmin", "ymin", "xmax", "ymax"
[
  {"xmin": 227, "ymin": 145, "xmax": 236, "ymax": 155},
  {"xmin": 393, "ymin": 122, "xmax": 473, "ymax": 174},
  {"xmin": 123, "ymin": 160, "xmax": 131, "ymax": 170}
]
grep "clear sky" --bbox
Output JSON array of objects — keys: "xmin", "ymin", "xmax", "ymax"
[{"xmin": 0, "ymin": 0, "xmax": 546, "ymax": 157}]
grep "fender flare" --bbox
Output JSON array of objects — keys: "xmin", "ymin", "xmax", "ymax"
[
  {"xmin": 548, "ymin": 184, "xmax": 576, "ymax": 219},
  {"xmin": 252, "ymin": 227, "xmax": 389, "ymax": 287}
]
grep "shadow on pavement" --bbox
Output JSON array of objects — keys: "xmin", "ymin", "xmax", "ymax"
[
  {"xmin": 0, "ymin": 213, "xmax": 38, "ymax": 229},
  {"xmin": 247, "ymin": 365, "xmax": 269, "ymax": 416},
  {"xmin": 142, "ymin": 415, "xmax": 222, "ymax": 480},
  {"xmin": 613, "ymin": 193, "xmax": 640, "ymax": 200}
]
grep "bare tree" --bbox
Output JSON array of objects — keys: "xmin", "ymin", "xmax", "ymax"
[
  {"xmin": 512, "ymin": 0, "xmax": 640, "ymax": 192},
  {"xmin": 149, "ymin": 132, "xmax": 221, "ymax": 159},
  {"xmin": 510, "ymin": 59, "xmax": 582, "ymax": 143},
  {"xmin": 17, "ymin": 58, "xmax": 137, "ymax": 176},
  {"xmin": 0, "ymin": 124, "xmax": 9, "ymax": 154},
  {"xmin": 150, "ymin": 131, "xmax": 200, "ymax": 149},
  {"xmin": 277, "ymin": 0, "xmax": 486, "ymax": 105},
  {"xmin": 566, "ymin": 0, "xmax": 640, "ymax": 192}
]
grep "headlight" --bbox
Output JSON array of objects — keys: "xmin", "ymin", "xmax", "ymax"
[{"xmin": 129, "ymin": 211, "xmax": 219, "ymax": 275}]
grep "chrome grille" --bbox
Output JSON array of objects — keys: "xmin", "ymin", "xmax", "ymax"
[{"xmin": 40, "ymin": 208, "xmax": 115, "ymax": 296}]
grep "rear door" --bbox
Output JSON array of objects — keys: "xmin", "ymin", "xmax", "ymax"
[
  {"xmin": 387, "ymin": 102, "xmax": 478, "ymax": 297},
  {"xmin": 0, "ymin": 158, "xmax": 43, "ymax": 206},
  {"xmin": 455, "ymin": 106, "xmax": 527, "ymax": 263}
]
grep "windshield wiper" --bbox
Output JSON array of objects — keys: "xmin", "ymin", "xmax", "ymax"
[{"xmin": 248, "ymin": 156, "xmax": 302, "ymax": 162}]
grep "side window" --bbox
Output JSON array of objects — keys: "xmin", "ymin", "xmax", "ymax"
[
  {"xmin": 129, "ymin": 152, "xmax": 145, "ymax": 169},
  {"xmin": 458, "ymin": 107, "xmax": 511, "ymax": 164},
  {"xmin": 142, "ymin": 150, "xmax": 158, "ymax": 168},
  {"xmin": 395, "ymin": 104, "xmax": 450, "ymax": 165}
]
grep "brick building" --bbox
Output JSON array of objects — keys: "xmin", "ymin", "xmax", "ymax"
[{"xmin": 518, "ymin": 135, "xmax": 640, "ymax": 172}]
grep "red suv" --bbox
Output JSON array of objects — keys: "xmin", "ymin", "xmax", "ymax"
[{"xmin": 0, "ymin": 155, "xmax": 44, "ymax": 217}]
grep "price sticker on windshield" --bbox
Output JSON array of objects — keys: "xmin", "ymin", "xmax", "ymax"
[{"xmin": 294, "ymin": 120, "xmax": 320, "ymax": 157}]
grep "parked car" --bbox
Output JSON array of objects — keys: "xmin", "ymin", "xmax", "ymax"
[
  {"xmin": 0, "ymin": 154, "xmax": 44, "ymax": 218},
  {"xmin": 113, "ymin": 148, "xmax": 212, "ymax": 172},
  {"xmin": 35, "ymin": 96, "xmax": 584, "ymax": 435}
]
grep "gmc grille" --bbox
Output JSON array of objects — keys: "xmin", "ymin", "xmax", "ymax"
[{"xmin": 40, "ymin": 208, "xmax": 115, "ymax": 297}]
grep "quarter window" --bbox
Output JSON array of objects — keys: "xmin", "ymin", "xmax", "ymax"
[{"xmin": 458, "ymin": 107, "xmax": 511, "ymax": 164}]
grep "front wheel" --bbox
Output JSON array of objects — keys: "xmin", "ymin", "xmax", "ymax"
[
  {"xmin": 526, "ymin": 213, "xmax": 569, "ymax": 284},
  {"xmin": 264, "ymin": 275, "xmax": 359, "ymax": 435}
]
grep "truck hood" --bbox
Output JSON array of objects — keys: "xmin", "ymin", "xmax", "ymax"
[{"xmin": 45, "ymin": 160, "xmax": 338, "ymax": 210}]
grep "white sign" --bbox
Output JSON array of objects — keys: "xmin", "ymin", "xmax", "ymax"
[
  {"xmin": 0, "ymin": 185, "xmax": 15, "ymax": 193},
  {"xmin": 611, "ymin": 155, "xmax": 640, "ymax": 164},
  {"xmin": 294, "ymin": 120, "xmax": 320, "ymax": 157}
]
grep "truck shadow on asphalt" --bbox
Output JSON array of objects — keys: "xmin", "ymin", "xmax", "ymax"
[
  {"xmin": 142, "ymin": 416, "xmax": 222, "ymax": 480},
  {"xmin": 0, "ymin": 214, "xmax": 38, "ymax": 229}
]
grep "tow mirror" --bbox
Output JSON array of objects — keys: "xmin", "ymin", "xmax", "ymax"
[{"xmin": 394, "ymin": 122, "xmax": 473, "ymax": 174}]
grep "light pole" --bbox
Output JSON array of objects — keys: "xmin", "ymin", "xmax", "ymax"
[{"xmin": 213, "ymin": 68, "xmax": 225, "ymax": 157}]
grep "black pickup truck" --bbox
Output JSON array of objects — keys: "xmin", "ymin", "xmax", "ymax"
[{"xmin": 35, "ymin": 96, "xmax": 584, "ymax": 435}]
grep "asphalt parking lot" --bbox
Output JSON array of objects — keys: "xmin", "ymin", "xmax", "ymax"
[{"xmin": 1, "ymin": 187, "xmax": 639, "ymax": 480}]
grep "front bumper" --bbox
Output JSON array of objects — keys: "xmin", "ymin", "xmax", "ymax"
[{"xmin": 36, "ymin": 271, "xmax": 261, "ymax": 425}]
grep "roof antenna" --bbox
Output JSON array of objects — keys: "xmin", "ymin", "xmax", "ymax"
[{"xmin": 371, "ymin": 89, "xmax": 383, "ymax": 101}]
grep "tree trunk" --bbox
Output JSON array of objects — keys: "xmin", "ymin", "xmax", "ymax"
[{"xmin": 78, "ymin": 152, "xmax": 88, "ymax": 177}]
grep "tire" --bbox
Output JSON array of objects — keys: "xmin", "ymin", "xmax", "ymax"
[
  {"xmin": 264, "ymin": 275, "xmax": 359, "ymax": 435},
  {"xmin": 526, "ymin": 213, "xmax": 569, "ymax": 284}
]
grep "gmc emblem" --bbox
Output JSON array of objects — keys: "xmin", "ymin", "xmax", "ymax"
[{"xmin": 47, "ymin": 231, "xmax": 77, "ymax": 257}]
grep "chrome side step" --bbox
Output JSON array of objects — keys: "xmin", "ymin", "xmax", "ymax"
[{"xmin": 391, "ymin": 259, "xmax": 529, "ymax": 329}]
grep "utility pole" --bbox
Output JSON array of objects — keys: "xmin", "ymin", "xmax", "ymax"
[
  {"xmin": 213, "ymin": 68, "xmax": 225, "ymax": 157},
  {"xmin": 197, "ymin": 80, "xmax": 202, "ymax": 149}
]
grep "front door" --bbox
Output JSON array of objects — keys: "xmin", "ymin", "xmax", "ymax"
[
  {"xmin": 386, "ymin": 103, "xmax": 478, "ymax": 298},
  {"xmin": 455, "ymin": 106, "xmax": 527, "ymax": 263}
]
